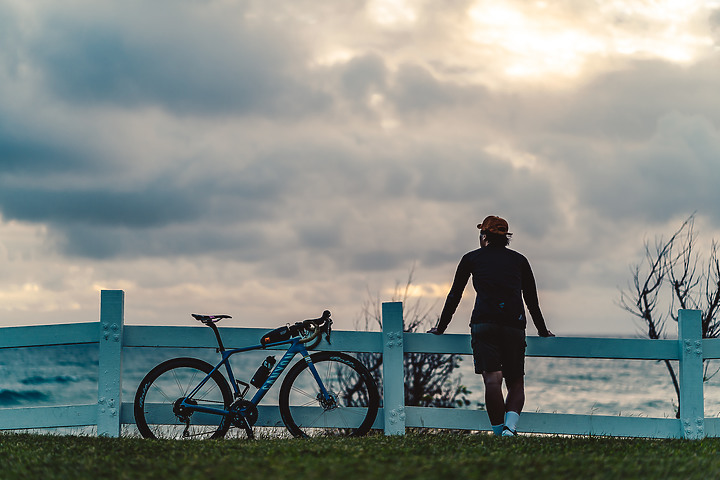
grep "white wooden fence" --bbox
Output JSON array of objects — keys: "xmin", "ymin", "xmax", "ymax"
[{"xmin": 0, "ymin": 290, "xmax": 715, "ymax": 439}]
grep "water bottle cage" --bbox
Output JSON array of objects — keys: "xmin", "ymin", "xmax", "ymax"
[{"xmin": 235, "ymin": 380, "xmax": 250, "ymax": 399}]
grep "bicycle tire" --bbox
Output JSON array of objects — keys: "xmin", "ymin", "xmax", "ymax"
[
  {"xmin": 278, "ymin": 351, "xmax": 379, "ymax": 438},
  {"xmin": 134, "ymin": 357, "xmax": 233, "ymax": 440}
]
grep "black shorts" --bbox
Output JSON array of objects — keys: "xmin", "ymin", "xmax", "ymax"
[{"xmin": 470, "ymin": 323, "xmax": 527, "ymax": 380}]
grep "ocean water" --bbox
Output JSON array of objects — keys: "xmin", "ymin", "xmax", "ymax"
[
  {"xmin": 462, "ymin": 356, "xmax": 720, "ymax": 418},
  {"xmin": 0, "ymin": 345, "xmax": 293, "ymax": 414},
  {"xmin": 2, "ymin": 345, "xmax": 720, "ymax": 424}
]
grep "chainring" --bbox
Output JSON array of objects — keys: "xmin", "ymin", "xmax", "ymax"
[{"xmin": 229, "ymin": 399, "xmax": 259, "ymax": 427}]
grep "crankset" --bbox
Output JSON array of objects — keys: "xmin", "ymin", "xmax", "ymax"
[{"xmin": 229, "ymin": 399, "xmax": 258, "ymax": 439}]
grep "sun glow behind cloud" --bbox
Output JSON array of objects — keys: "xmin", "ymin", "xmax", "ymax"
[
  {"xmin": 466, "ymin": 0, "xmax": 715, "ymax": 81},
  {"xmin": 311, "ymin": 48, "xmax": 356, "ymax": 67},
  {"xmin": 367, "ymin": 0, "xmax": 417, "ymax": 26},
  {"xmin": 317, "ymin": 0, "xmax": 717, "ymax": 94},
  {"xmin": 468, "ymin": 3, "xmax": 604, "ymax": 78}
]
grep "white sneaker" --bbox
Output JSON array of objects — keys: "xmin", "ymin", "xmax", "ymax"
[{"xmin": 502, "ymin": 426, "xmax": 517, "ymax": 437}]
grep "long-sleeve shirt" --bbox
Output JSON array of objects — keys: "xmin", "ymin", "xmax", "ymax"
[{"xmin": 436, "ymin": 245, "xmax": 550, "ymax": 335}]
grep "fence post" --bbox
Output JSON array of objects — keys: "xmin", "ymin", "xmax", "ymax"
[
  {"xmin": 678, "ymin": 309, "xmax": 704, "ymax": 439},
  {"xmin": 98, "ymin": 290, "xmax": 125, "ymax": 437},
  {"xmin": 382, "ymin": 301, "xmax": 405, "ymax": 435}
]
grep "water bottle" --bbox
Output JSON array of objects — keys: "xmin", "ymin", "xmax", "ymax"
[{"xmin": 250, "ymin": 356, "xmax": 276, "ymax": 388}]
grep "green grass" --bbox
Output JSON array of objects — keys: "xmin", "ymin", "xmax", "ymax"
[{"xmin": 1, "ymin": 432, "xmax": 720, "ymax": 480}]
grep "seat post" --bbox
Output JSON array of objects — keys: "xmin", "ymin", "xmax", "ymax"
[{"xmin": 206, "ymin": 321, "xmax": 226, "ymax": 352}]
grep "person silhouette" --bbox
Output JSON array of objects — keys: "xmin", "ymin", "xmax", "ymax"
[{"xmin": 429, "ymin": 215, "xmax": 554, "ymax": 436}]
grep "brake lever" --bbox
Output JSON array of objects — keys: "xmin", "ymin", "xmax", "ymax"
[{"xmin": 324, "ymin": 318, "xmax": 333, "ymax": 345}]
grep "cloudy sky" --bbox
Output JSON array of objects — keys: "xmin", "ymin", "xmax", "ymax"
[{"xmin": 1, "ymin": 0, "xmax": 719, "ymax": 336}]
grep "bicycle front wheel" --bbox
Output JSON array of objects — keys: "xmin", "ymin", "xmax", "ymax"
[
  {"xmin": 134, "ymin": 357, "xmax": 233, "ymax": 440},
  {"xmin": 279, "ymin": 351, "xmax": 379, "ymax": 438}
]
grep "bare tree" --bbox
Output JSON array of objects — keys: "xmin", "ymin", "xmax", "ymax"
[
  {"xmin": 354, "ymin": 270, "xmax": 472, "ymax": 408},
  {"xmin": 619, "ymin": 214, "xmax": 720, "ymax": 415}
]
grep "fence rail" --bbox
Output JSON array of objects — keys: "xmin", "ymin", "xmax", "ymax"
[{"xmin": 0, "ymin": 290, "xmax": 715, "ymax": 439}]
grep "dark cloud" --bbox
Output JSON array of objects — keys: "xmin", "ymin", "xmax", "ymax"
[
  {"xmin": 296, "ymin": 223, "xmax": 343, "ymax": 251},
  {"xmin": 340, "ymin": 53, "xmax": 388, "ymax": 98},
  {"xmin": 710, "ymin": 8, "xmax": 720, "ymax": 32},
  {"xmin": 414, "ymin": 153, "xmax": 510, "ymax": 201},
  {"xmin": 389, "ymin": 63, "xmax": 478, "ymax": 114},
  {"xmin": 536, "ymin": 59, "xmax": 720, "ymax": 141},
  {"xmin": 474, "ymin": 57, "xmax": 720, "ymax": 236},
  {"xmin": 0, "ymin": 129, "xmax": 562, "ymax": 264},
  {"xmin": 0, "ymin": 184, "xmax": 206, "ymax": 228},
  {"xmin": 0, "ymin": 135, "xmax": 88, "ymax": 175},
  {"xmin": 0, "ymin": 113, "xmax": 104, "ymax": 176},
  {"xmin": 26, "ymin": 3, "xmax": 331, "ymax": 117},
  {"xmin": 61, "ymin": 223, "xmax": 270, "ymax": 260},
  {"xmin": 0, "ymin": 3, "xmax": 21, "ymax": 74},
  {"xmin": 548, "ymin": 113, "xmax": 720, "ymax": 226},
  {"xmin": 349, "ymin": 250, "xmax": 406, "ymax": 272}
]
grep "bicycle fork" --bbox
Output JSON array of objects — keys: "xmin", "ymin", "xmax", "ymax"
[{"xmin": 300, "ymin": 351, "xmax": 338, "ymax": 410}]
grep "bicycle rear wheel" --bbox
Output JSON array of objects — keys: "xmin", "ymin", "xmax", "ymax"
[
  {"xmin": 134, "ymin": 357, "xmax": 233, "ymax": 439},
  {"xmin": 279, "ymin": 351, "xmax": 379, "ymax": 438}
]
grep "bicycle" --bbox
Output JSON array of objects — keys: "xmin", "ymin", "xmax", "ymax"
[{"xmin": 133, "ymin": 310, "xmax": 380, "ymax": 439}]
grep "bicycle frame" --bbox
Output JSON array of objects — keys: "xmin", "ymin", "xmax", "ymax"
[{"xmin": 179, "ymin": 332, "xmax": 330, "ymax": 420}]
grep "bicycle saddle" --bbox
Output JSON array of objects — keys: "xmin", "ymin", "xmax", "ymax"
[{"xmin": 191, "ymin": 314, "xmax": 232, "ymax": 324}]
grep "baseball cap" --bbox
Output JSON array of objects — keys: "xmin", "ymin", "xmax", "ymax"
[{"xmin": 477, "ymin": 215, "xmax": 511, "ymax": 235}]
